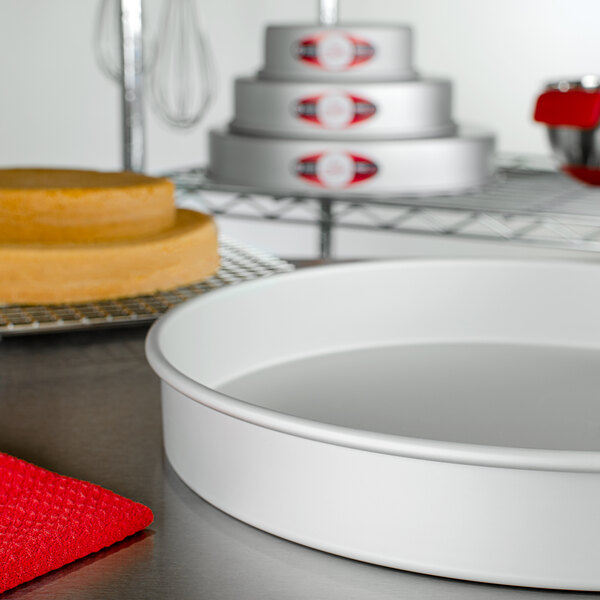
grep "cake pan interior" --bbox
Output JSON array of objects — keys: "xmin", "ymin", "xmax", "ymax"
[
  {"xmin": 154, "ymin": 260, "xmax": 600, "ymax": 453},
  {"xmin": 218, "ymin": 341, "xmax": 600, "ymax": 451},
  {"xmin": 147, "ymin": 260, "xmax": 600, "ymax": 590}
]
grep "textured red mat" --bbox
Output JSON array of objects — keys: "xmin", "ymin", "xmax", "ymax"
[{"xmin": 0, "ymin": 452, "xmax": 153, "ymax": 594}]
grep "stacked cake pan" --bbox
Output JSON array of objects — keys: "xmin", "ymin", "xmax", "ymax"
[{"xmin": 209, "ymin": 24, "xmax": 495, "ymax": 196}]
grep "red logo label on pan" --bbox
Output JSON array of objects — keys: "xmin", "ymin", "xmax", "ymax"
[
  {"xmin": 296, "ymin": 152, "xmax": 378, "ymax": 189},
  {"xmin": 295, "ymin": 93, "xmax": 377, "ymax": 129},
  {"xmin": 294, "ymin": 33, "xmax": 375, "ymax": 71}
]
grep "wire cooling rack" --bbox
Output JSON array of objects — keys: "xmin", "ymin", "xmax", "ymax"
[
  {"xmin": 0, "ymin": 237, "xmax": 294, "ymax": 337},
  {"xmin": 170, "ymin": 157, "xmax": 600, "ymax": 258}
]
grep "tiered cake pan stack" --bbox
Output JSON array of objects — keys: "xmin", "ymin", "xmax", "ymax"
[{"xmin": 209, "ymin": 24, "xmax": 495, "ymax": 196}]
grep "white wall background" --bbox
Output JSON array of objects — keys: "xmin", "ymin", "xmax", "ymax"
[{"xmin": 1, "ymin": 0, "xmax": 599, "ymax": 259}]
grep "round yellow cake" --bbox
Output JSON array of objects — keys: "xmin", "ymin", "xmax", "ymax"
[
  {"xmin": 0, "ymin": 168, "xmax": 176, "ymax": 243},
  {"xmin": 0, "ymin": 209, "xmax": 219, "ymax": 304}
]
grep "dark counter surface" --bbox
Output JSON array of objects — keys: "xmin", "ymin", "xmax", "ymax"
[{"xmin": 0, "ymin": 323, "xmax": 590, "ymax": 599}]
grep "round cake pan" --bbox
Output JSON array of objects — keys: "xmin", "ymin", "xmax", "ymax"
[
  {"xmin": 147, "ymin": 260, "xmax": 600, "ymax": 590},
  {"xmin": 231, "ymin": 77, "xmax": 455, "ymax": 140},
  {"xmin": 208, "ymin": 128, "xmax": 494, "ymax": 196},
  {"xmin": 259, "ymin": 24, "xmax": 416, "ymax": 82}
]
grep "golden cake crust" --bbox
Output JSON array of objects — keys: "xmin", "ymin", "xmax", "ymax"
[
  {"xmin": 0, "ymin": 209, "xmax": 219, "ymax": 304},
  {"xmin": 0, "ymin": 168, "xmax": 176, "ymax": 243}
]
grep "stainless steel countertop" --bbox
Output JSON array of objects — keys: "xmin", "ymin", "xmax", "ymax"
[{"xmin": 0, "ymin": 322, "xmax": 592, "ymax": 599}]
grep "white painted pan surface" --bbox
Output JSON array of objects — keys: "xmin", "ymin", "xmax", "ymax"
[{"xmin": 146, "ymin": 260, "xmax": 600, "ymax": 590}]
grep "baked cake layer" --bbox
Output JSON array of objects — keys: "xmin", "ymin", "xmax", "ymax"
[
  {"xmin": 0, "ymin": 209, "xmax": 219, "ymax": 304},
  {"xmin": 0, "ymin": 169, "xmax": 176, "ymax": 243}
]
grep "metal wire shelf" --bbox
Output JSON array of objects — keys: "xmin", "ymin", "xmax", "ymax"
[
  {"xmin": 170, "ymin": 157, "xmax": 600, "ymax": 258},
  {"xmin": 0, "ymin": 237, "xmax": 294, "ymax": 337}
]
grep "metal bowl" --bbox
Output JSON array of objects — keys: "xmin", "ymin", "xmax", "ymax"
[{"xmin": 534, "ymin": 76, "xmax": 600, "ymax": 184}]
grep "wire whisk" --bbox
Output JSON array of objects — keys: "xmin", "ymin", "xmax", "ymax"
[
  {"xmin": 94, "ymin": 0, "xmax": 214, "ymax": 130},
  {"xmin": 151, "ymin": 0, "xmax": 214, "ymax": 129}
]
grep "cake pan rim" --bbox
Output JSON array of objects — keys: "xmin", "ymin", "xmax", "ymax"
[{"xmin": 146, "ymin": 258, "xmax": 600, "ymax": 474}]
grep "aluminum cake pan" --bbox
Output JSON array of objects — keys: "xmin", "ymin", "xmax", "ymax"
[
  {"xmin": 259, "ymin": 24, "xmax": 416, "ymax": 82},
  {"xmin": 231, "ymin": 77, "xmax": 455, "ymax": 140},
  {"xmin": 209, "ymin": 128, "xmax": 494, "ymax": 195},
  {"xmin": 146, "ymin": 260, "xmax": 600, "ymax": 590}
]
